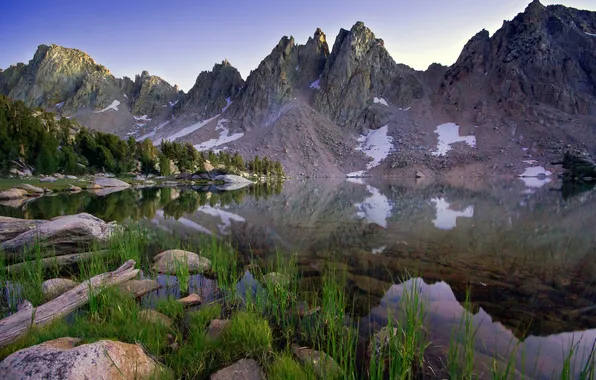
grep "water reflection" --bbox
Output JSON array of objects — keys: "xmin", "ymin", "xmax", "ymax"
[{"xmin": 2, "ymin": 177, "xmax": 596, "ymax": 377}]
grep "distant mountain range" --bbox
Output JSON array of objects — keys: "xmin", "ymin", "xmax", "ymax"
[{"xmin": 1, "ymin": 0, "xmax": 595, "ymax": 177}]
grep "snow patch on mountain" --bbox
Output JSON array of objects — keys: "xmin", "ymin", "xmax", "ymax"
[
  {"xmin": 519, "ymin": 166, "xmax": 552, "ymax": 177},
  {"xmin": 94, "ymin": 100, "xmax": 120, "ymax": 113},
  {"xmin": 309, "ymin": 80, "xmax": 320, "ymax": 90},
  {"xmin": 133, "ymin": 115, "xmax": 151, "ymax": 122},
  {"xmin": 347, "ymin": 125, "xmax": 394, "ymax": 177},
  {"xmin": 193, "ymin": 119, "xmax": 244, "ymax": 151},
  {"xmin": 136, "ymin": 120, "xmax": 171, "ymax": 142},
  {"xmin": 373, "ymin": 97, "xmax": 388, "ymax": 106},
  {"xmin": 222, "ymin": 97, "xmax": 232, "ymax": 112},
  {"xmin": 165, "ymin": 115, "xmax": 219, "ymax": 142},
  {"xmin": 431, "ymin": 123, "xmax": 476, "ymax": 156}
]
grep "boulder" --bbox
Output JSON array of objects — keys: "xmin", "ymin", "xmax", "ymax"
[
  {"xmin": 43, "ymin": 188, "xmax": 53, "ymax": 193},
  {"xmin": 86, "ymin": 183, "xmax": 102, "ymax": 190},
  {"xmin": 178, "ymin": 293, "xmax": 202, "ymax": 307},
  {"xmin": 19, "ymin": 184, "xmax": 44, "ymax": 194},
  {"xmin": 39, "ymin": 176, "xmax": 57, "ymax": 183},
  {"xmin": 0, "ymin": 338, "xmax": 170, "ymax": 380},
  {"xmin": 210, "ymin": 359, "xmax": 264, "ymax": 380},
  {"xmin": 54, "ymin": 173, "xmax": 65, "ymax": 179},
  {"xmin": 1, "ymin": 213, "xmax": 117, "ymax": 256},
  {"xmin": 68, "ymin": 185, "xmax": 81, "ymax": 192},
  {"xmin": 291, "ymin": 345, "xmax": 342, "ymax": 379},
  {"xmin": 65, "ymin": 175, "xmax": 78, "ymax": 180},
  {"xmin": 152, "ymin": 249, "xmax": 212, "ymax": 274},
  {"xmin": 138, "ymin": 310, "xmax": 172, "ymax": 327},
  {"xmin": 0, "ymin": 216, "xmax": 45, "ymax": 242},
  {"xmin": 41, "ymin": 278, "xmax": 78, "ymax": 301},
  {"xmin": 207, "ymin": 319, "xmax": 230, "ymax": 339},
  {"xmin": 415, "ymin": 171, "xmax": 425, "ymax": 179},
  {"xmin": 0, "ymin": 188, "xmax": 28, "ymax": 200},
  {"xmin": 118, "ymin": 279, "xmax": 161, "ymax": 298},
  {"xmin": 214, "ymin": 174, "xmax": 253, "ymax": 184},
  {"xmin": 93, "ymin": 177, "xmax": 131, "ymax": 188},
  {"xmin": 144, "ymin": 180, "xmax": 156, "ymax": 185}
]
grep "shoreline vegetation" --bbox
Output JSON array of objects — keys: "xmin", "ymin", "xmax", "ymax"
[{"xmin": 0, "ymin": 218, "xmax": 594, "ymax": 379}]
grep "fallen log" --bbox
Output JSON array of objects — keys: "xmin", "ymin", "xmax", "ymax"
[
  {"xmin": 0, "ymin": 260, "xmax": 139, "ymax": 349},
  {"xmin": 5, "ymin": 250, "xmax": 110, "ymax": 273}
]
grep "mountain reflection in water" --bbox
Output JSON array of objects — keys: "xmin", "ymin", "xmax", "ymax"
[{"xmin": 1, "ymin": 178, "xmax": 595, "ymax": 377}]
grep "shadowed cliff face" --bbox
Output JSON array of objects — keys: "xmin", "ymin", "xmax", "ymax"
[{"xmin": 439, "ymin": 1, "xmax": 596, "ymax": 118}]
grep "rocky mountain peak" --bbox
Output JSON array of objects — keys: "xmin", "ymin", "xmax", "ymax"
[
  {"xmin": 313, "ymin": 21, "xmax": 423, "ymax": 127},
  {"xmin": 177, "ymin": 60, "xmax": 244, "ymax": 119}
]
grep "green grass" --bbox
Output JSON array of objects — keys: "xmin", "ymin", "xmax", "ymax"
[
  {"xmin": 2, "ymin": 227, "xmax": 596, "ymax": 380},
  {"xmin": 0, "ymin": 177, "xmax": 91, "ymax": 192}
]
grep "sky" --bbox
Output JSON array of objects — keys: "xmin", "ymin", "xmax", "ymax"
[{"xmin": 1, "ymin": 0, "xmax": 595, "ymax": 92}]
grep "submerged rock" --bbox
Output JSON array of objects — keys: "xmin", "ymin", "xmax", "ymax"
[
  {"xmin": 1, "ymin": 213, "xmax": 116, "ymax": 256},
  {"xmin": 93, "ymin": 177, "xmax": 131, "ymax": 188},
  {"xmin": 118, "ymin": 279, "xmax": 160, "ymax": 298},
  {"xmin": 0, "ymin": 338, "xmax": 171, "ymax": 380},
  {"xmin": 152, "ymin": 249, "xmax": 212, "ymax": 274},
  {"xmin": 210, "ymin": 359, "xmax": 264, "ymax": 380},
  {"xmin": 291, "ymin": 345, "xmax": 342, "ymax": 379},
  {"xmin": 0, "ymin": 188, "xmax": 28, "ymax": 200},
  {"xmin": 41, "ymin": 278, "xmax": 78, "ymax": 301}
]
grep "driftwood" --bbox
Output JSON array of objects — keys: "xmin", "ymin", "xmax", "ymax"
[
  {"xmin": 5, "ymin": 250, "xmax": 110, "ymax": 273},
  {"xmin": 0, "ymin": 260, "xmax": 139, "ymax": 349}
]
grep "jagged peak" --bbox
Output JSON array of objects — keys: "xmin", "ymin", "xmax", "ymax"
[
  {"xmin": 525, "ymin": 0, "xmax": 545, "ymax": 14},
  {"xmin": 313, "ymin": 28, "xmax": 327, "ymax": 43},
  {"xmin": 141, "ymin": 70, "xmax": 150, "ymax": 77}
]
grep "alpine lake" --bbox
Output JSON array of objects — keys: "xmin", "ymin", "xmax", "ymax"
[{"xmin": 1, "ymin": 177, "xmax": 595, "ymax": 379}]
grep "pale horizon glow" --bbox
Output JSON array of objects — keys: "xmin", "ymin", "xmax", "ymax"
[{"xmin": 0, "ymin": 0, "xmax": 594, "ymax": 92}]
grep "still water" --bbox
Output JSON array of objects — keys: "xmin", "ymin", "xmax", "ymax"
[{"xmin": 1, "ymin": 178, "xmax": 595, "ymax": 378}]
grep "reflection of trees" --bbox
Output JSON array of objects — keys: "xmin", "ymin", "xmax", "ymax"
[{"xmin": 2, "ymin": 182, "xmax": 282, "ymax": 222}]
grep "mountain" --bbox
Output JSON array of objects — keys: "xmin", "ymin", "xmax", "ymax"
[{"xmin": 1, "ymin": 1, "xmax": 595, "ymax": 178}]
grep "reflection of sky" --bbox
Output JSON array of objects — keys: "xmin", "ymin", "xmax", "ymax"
[{"xmin": 365, "ymin": 278, "xmax": 596, "ymax": 379}]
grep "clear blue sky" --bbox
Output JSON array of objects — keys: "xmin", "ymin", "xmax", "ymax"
[{"xmin": 1, "ymin": 0, "xmax": 594, "ymax": 92}]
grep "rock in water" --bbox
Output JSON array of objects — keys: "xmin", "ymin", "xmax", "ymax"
[
  {"xmin": 0, "ymin": 213, "xmax": 116, "ymax": 256},
  {"xmin": 41, "ymin": 278, "xmax": 78, "ymax": 301},
  {"xmin": 0, "ymin": 216, "xmax": 45, "ymax": 243},
  {"xmin": 0, "ymin": 188, "xmax": 28, "ymax": 200},
  {"xmin": 68, "ymin": 185, "xmax": 81, "ymax": 192},
  {"xmin": 178, "ymin": 293, "xmax": 202, "ymax": 307},
  {"xmin": 93, "ymin": 177, "xmax": 131, "ymax": 188},
  {"xmin": 118, "ymin": 279, "xmax": 161, "ymax": 298},
  {"xmin": 213, "ymin": 174, "xmax": 253, "ymax": 184},
  {"xmin": 19, "ymin": 184, "xmax": 44, "ymax": 194},
  {"xmin": 152, "ymin": 249, "xmax": 212, "ymax": 274},
  {"xmin": 210, "ymin": 359, "xmax": 264, "ymax": 380},
  {"xmin": 0, "ymin": 338, "xmax": 171, "ymax": 380},
  {"xmin": 291, "ymin": 345, "xmax": 342, "ymax": 379}
]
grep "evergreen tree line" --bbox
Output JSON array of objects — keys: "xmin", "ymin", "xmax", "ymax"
[{"xmin": 0, "ymin": 95, "xmax": 285, "ymax": 177}]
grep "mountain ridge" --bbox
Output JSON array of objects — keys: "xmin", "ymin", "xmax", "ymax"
[{"xmin": 1, "ymin": 1, "xmax": 595, "ymax": 178}]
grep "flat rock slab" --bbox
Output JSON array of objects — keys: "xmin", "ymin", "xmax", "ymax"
[
  {"xmin": 41, "ymin": 278, "xmax": 78, "ymax": 301},
  {"xmin": 93, "ymin": 177, "xmax": 131, "ymax": 188},
  {"xmin": 0, "ymin": 216, "xmax": 45, "ymax": 243},
  {"xmin": 152, "ymin": 249, "xmax": 212, "ymax": 274},
  {"xmin": 118, "ymin": 279, "xmax": 161, "ymax": 298},
  {"xmin": 19, "ymin": 184, "xmax": 44, "ymax": 194},
  {"xmin": 1, "ymin": 213, "xmax": 116, "ymax": 256},
  {"xmin": 0, "ymin": 338, "xmax": 170, "ymax": 380},
  {"xmin": 210, "ymin": 359, "xmax": 264, "ymax": 380},
  {"xmin": 214, "ymin": 174, "xmax": 253, "ymax": 184},
  {"xmin": 178, "ymin": 293, "xmax": 202, "ymax": 307},
  {"xmin": 138, "ymin": 309, "xmax": 172, "ymax": 327},
  {"xmin": 0, "ymin": 188, "xmax": 28, "ymax": 200}
]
